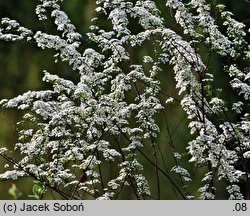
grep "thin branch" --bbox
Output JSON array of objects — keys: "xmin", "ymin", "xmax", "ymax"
[{"xmin": 115, "ymin": 124, "xmax": 186, "ymax": 200}]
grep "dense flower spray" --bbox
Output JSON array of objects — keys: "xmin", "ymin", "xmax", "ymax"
[{"xmin": 0, "ymin": 0, "xmax": 249, "ymax": 199}]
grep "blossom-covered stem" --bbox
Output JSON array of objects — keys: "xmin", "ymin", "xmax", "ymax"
[
  {"xmin": 113, "ymin": 137, "xmax": 140, "ymax": 200},
  {"xmin": 133, "ymin": 81, "xmax": 161, "ymax": 199},
  {"xmin": 221, "ymin": 109, "xmax": 250, "ymax": 199},
  {"xmin": 0, "ymin": 0, "xmax": 249, "ymax": 200},
  {"xmin": 69, "ymin": 148, "xmax": 98, "ymax": 200},
  {"xmin": 0, "ymin": 153, "xmax": 74, "ymax": 199},
  {"xmin": 200, "ymin": 68, "xmax": 216, "ymax": 198},
  {"xmin": 69, "ymin": 126, "xmax": 106, "ymax": 199}
]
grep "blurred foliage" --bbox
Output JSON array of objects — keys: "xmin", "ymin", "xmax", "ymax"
[
  {"xmin": 0, "ymin": 0, "xmax": 249, "ymax": 199},
  {"xmin": 29, "ymin": 180, "xmax": 46, "ymax": 200},
  {"xmin": 8, "ymin": 183, "xmax": 22, "ymax": 199}
]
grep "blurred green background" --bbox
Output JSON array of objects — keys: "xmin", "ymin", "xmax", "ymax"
[{"xmin": 0, "ymin": 0, "xmax": 249, "ymax": 199}]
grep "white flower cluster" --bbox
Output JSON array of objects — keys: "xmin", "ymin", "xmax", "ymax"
[
  {"xmin": 0, "ymin": 0, "xmax": 249, "ymax": 199},
  {"xmin": 0, "ymin": 18, "xmax": 33, "ymax": 41}
]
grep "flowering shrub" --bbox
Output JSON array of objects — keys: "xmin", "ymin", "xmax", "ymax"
[{"xmin": 0, "ymin": 0, "xmax": 249, "ymax": 200}]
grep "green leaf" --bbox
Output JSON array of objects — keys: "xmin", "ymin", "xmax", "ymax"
[
  {"xmin": 8, "ymin": 184, "xmax": 22, "ymax": 199},
  {"xmin": 29, "ymin": 181, "xmax": 46, "ymax": 200}
]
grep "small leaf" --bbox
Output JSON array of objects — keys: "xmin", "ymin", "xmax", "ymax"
[
  {"xmin": 30, "ymin": 181, "xmax": 46, "ymax": 200},
  {"xmin": 8, "ymin": 184, "xmax": 22, "ymax": 199}
]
